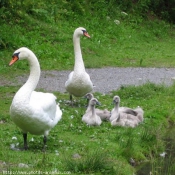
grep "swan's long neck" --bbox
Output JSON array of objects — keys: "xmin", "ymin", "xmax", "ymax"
[
  {"xmin": 15, "ymin": 53, "xmax": 40, "ymax": 101},
  {"xmin": 114, "ymin": 102, "xmax": 120, "ymax": 113},
  {"xmin": 91, "ymin": 105, "xmax": 96, "ymax": 116},
  {"xmin": 114, "ymin": 102, "xmax": 120, "ymax": 121},
  {"xmin": 73, "ymin": 34, "xmax": 85, "ymax": 73}
]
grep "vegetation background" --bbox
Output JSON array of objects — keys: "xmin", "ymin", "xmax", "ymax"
[{"xmin": 1, "ymin": 0, "xmax": 175, "ymax": 174}]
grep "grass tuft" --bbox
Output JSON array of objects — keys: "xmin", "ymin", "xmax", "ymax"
[{"xmin": 63, "ymin": 150, "xmax": 115, "ymax": 174}]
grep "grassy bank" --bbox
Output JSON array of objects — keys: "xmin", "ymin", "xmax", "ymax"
[
  {"xmin": 1, "ymin": 1, "xmax": 175, "ymax": 75},
  {"xmin": 1, "ymin": 1, "xmax": 175, "ymax": 174},
  {"xmin": 0, "ymin": 83, "xmax": 175, "ymax": 174}
]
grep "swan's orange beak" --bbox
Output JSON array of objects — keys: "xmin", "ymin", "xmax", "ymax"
[
  {"xmin": 84, "ymin": 32, "xmax": 90, "ymax": 38},
  {"xmin": 9, "ymin": 56, "xmax": 19, "ymax": 66}
]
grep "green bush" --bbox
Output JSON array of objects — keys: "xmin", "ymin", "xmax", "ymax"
[{"xmin": 1, "ymin": 0, "xmax": 175, "ymax": 23}]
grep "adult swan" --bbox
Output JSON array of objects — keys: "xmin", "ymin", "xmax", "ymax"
[
  {"xmin": 65, "ymin": 27, "xmax": 93, "ymax": 104},
  {"xmin": 9, "ymin": 47, "xmax": 62, "ymax": 150}
]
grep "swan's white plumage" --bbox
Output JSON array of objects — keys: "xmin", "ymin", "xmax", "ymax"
[
  {"xmin": 65, "ymin": 27, "xmax": 93, "ymax": 98},
  {"xmin": 9, "ymin": 47, "xmax": 62, "ymax": 145},
  {"xmin": 82, "ymin": 98, "xmax": 102, "ymax": 126}
]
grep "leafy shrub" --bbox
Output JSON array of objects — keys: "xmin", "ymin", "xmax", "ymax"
[{"xmin": 1, "ymin": 0, "xmax": 175, "ymax": 23}]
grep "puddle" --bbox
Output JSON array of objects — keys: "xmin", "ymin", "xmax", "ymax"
[{"xmin": 136, "ymin": 126, "xmax": 175, "ymax": 175}]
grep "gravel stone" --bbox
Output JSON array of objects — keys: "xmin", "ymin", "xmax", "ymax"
[{"xmin": 1, "ymin": 67, "xmax": 175, "ymax": 94}]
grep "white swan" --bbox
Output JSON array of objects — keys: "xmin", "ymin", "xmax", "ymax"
[
  {"xmin": 85, "ymin": 93, "xmax": 111, "ymax": 121},
  {"xmin": 9, "ymin": 47, "xmax": 62, "ymax": 150},
  {"xmin": 82, "ymin": 98, "xmax": 102, "ymax": 126},
  {"xmin": 65, "ymin": 27, "xmax": 93, "ymax": 104},
  {"xmin": 110, "ymin": 96, "xmax": 144, "ymax": 127}
]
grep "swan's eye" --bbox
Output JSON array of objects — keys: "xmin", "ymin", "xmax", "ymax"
[
  {"xmin": 82, "ymin": 30, "xmax": 90, "ymax": 38},
  {"xmin": 9, "ymin": 52, "xmax": 20, "ymax": 66},
  {"xmin": 12, "ymin": 52, "xmax": 20, "ymax": 58}
]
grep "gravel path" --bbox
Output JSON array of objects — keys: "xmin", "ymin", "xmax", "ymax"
[{"xmin": 1, "ymin": 67, "xmax": 175, "ymax": 94}]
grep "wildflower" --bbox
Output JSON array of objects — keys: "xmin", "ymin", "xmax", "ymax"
[
  {"xmin": 121, "ymin": 11, "xmax": 128, "ymax": 16},
  {"xmin": 106, "ymin": 16, "xmax": 110, "ymax": 20},
  {"xmin": 55, "ymin": 150, "xmax": 59, "ymax": 156},
  {"xmin": 30, "ymin": 137, "xmax": 34, "ymax": 142},
  {"xmin": 160, "ymin": 152, "xmax": 166, "ymax": 158},
  {"xmin": 114, "ymin": 20, "xmax": 120, "ymax": 25},
  {"xmin": 12, "ymin": 136, "xmax": 17, "ymax": 140}
]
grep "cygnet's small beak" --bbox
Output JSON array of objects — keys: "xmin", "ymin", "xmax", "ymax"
[
  {"xmin": 96, "ymin": 101, "xmax": 101, "ymax": 106},
  {"xmin": 112, "ymin": 100, "xmax": 116, "ymax": 104}
]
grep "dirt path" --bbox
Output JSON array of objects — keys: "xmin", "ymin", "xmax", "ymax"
[{"xmin": 1, "ymin": 67, "xmax": 175, "ymax": 94}]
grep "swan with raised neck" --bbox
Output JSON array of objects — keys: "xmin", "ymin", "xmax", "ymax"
[
  {"xmin": 9, "ymin": 47, "xmax": 62, "ymax": 150},
  {"xmin": 65, "ymin": 27, "xmax": 93, "ymax": 104}
]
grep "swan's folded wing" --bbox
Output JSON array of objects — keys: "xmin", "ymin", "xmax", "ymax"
[
  {"xmin": 119, "ymin": 107, "xmax": 138, "ymax": 116},
  {"xmin": 65, "ymin": 71, "xmax": 74, "ymax": 86},
  {"xmin": 30, "ymin": 91, "xmax": 57, "ymax": 120}
]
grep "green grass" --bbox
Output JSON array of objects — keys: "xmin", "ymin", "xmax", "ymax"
[
  {"xmin": 1, "ymin": 19, "xmax": 175, "ymax": 85},
  {"xmin": 1, "ymin": 8, "xmax": 175, "ymax": 76},
  {"xmin": 1, "ymin": 83, "xmax": 175, "ymax": 174},
  {"xmin": 1, "ymin": 1, "xmax": 175, "ymax": 174}
]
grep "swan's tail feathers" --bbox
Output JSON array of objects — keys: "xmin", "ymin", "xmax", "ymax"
[
  {"xmin": 134, "ymin": 106, "xmax": 144, "ymax": 114},
  {"xmin": 52, "ymin": 105, "xmax": 62, "ymax": 126},
  {"xmin": 137, "ymin": 114, "xmax": 144, "ymax": 122},
  {"xmin": 134, "ymin": 107, "xmax": 144, "ymax": 122}
]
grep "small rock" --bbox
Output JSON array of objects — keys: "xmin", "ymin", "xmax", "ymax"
[
  {"xmin": 129, "ymin": 158, "xmax": 136, "ymax": 166},
  {"xmin": 18, "ymin": 163, "xmax": 29, "ymax": 168},
  {"xmin": 0, "ymin": 120, "xmax": 5, "ymax": 124},
  {"xmin": 72, "ymin": 153, "xmax": 81, "ymax": 159},
  {"xmin": 10, "ymin": 143, "xmax": 16, "ymax": 149},
  {"xmin": 10, "ymin": 143, "xmax": 20, "ymax": 151}
]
